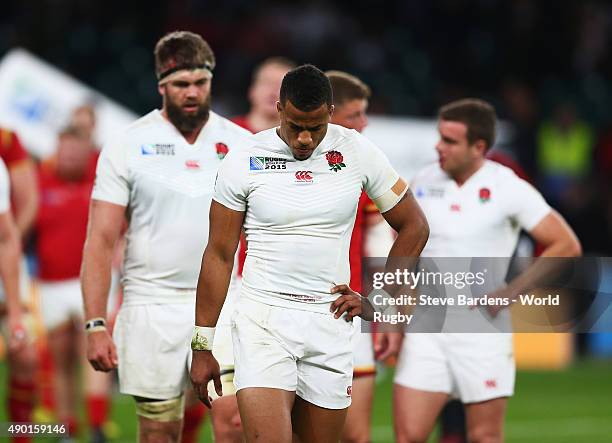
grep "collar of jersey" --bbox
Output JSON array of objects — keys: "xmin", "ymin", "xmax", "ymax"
[
  {"xmin": 154, "ymin": 109, "xmax": 217, "ymax": 150},
  {"xmin": 275, "ymin": 127, "xmax": 332, "ymax": 163},
  {"xmin": 447, "ymin": 160, "xmax": 491, "ymax": 190}
]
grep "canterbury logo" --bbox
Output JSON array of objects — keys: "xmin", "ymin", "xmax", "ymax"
[
  {"xmin": 295, "ymin": 171, "xmax": 313, "ymax": 182},
  {"xmin": 485, "ymin": 379, "xmax": 497, "ymax": 388}
]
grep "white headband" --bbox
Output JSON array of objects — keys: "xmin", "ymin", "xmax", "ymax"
[{"xmin": 158, "ymin": 68, "xmax": 213, "ymax": 86}]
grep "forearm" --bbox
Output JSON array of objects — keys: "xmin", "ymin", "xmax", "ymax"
[
  {"xmin": 388, "ymin": 218, "xmax": 429, "ymax": 259},
  {"xmin": 382, "ymin": 217, "xmax": 429, "ymax": 317},
  {"xmin": 507, "ymin": 240, "xmax": 582, "ymax": 296},
  {"xmin": 10, "ymin": 162, "xmax": 39, "ymax": 238},
  {"xmin": 386, "ymin": 217, "xmax": 429, "ymax": 293},
  {"xmin": 81, "ymin": 237, "xmax": 115, "ymax": 320},
  {"xmin": 195, "ymin": 249, "xmax": 234, "ymax": 327},
  {"xmin": 0, "ymin": 227, "xmax": 22, "ymax": 317},
  {"xmin": 14, "ymin": 197, "xmax": 37, "ymax": 238}
]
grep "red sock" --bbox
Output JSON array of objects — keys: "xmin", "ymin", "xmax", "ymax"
[
  {"xmin": 63, "ymin": 416, "xmax": 79, "ymax": 438},
  {"xmin": 8, "ymin": 377, "xmax": 36, "ymax": 443},
  {"xmin": 38, "ymin": 343, "xmax": 55, "ymax": 411},
  {"xmin": 86, "ymin": 395, "xmax": 110, "ymax": 429},
  {"xmin": 181, "ymin": 402, "xmax": 207, "ymax": 443}
]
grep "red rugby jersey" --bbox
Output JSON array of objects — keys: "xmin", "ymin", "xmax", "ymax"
[
  {"xmin": 0, "ymin": 128, "xmax": 29, "ymax": 168},
  {"xmin": 36, "ymin": 153, "xmax": 99, "ymax": 280}
]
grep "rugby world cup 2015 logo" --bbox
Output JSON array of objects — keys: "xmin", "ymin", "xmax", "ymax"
[
  {"xmin": 326, "ymin": 150, "xmax": 346, "ymax": 172},
  {"xmin": 250, "ymin": 156, "xmax": 265, "ymax": 170}
]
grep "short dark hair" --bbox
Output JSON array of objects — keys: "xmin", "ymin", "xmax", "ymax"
[
  {"xmin": 326, "ymin": 71, "xmax": 371, "ymax": 106},
  {"xmin": 438, "ymin": 98, "xmax": 497, "ymax": 150},
  {"xmin": 154, "ymin": 31, "xmax": 216, "ymax": 80},
  {"xmin": 279, "ymin": 64, "xmax": 333, "ymax": 112}
]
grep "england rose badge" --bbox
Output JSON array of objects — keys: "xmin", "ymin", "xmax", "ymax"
[{"xmin": 326, "ymin": 150, "xmax": 346, "ymax": 172}]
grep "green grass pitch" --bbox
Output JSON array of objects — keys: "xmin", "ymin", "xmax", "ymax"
[{"xmin": 1, "ymin": 359, "xmax": 610, "ymax": 442}]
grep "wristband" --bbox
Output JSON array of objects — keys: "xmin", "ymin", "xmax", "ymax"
[
  {"xmin": 85, "ymin": 317, "xmax": 107, "ymax": 334},
  {"xmin": 191, "ymin": 326, "xmax": 215, "ymax": 351}
]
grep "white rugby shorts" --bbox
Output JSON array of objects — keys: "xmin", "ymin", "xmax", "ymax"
[
  {"xmin": 114, "ymin": 302, "xmax": 195, "ymax": 400},
  {"xmin": 231, "ymin": 297, "xmax": 354, "ymax": 409},
  {"xmin": 394, "ymin": 333, "xmax": 515, "ymax": 403},
  {"xmin": 115, "ymin": 297, "xmax": 237, "ymax": 400},
  {"xmin": 38, "ymin": 278, "xmax": 84, "ymax": 330},
  {"xmin": 39, "ymin": 273, "xmax": 120, "ymax": 331},
  {"xmin": 0, "ymin": 258, "xmax": 31, "ymax": 304}
]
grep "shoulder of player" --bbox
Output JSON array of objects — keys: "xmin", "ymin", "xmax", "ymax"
[
  {"xmin": 250, "ymin": 128, "xmax": 290, "ymax": 156},
  {"xmin": 100, "ymin": 110, "xmax": 169, "ymax": 155},
  {"xmin": 122, "ymin": 109, "xmax": 161, "ymax": 134},
  {"xmin": 102, "ymin": 110, "xmax": 160, "ymax": 149},
  {"xmin": 482, "ymin": 160, "xmax": 524, "ymax": 187},
  {"xmin": 410, "ymin": 161, "xmax": 445, "ymax": 186},
  {"xmin": 208, "ymin": 113, "xmax": 257, "ymax": 154},
  {"xmin": 212, "ymin": 112, "xmax": 254, "ymax": 138},
  {"xmin": 0, "ymin": 128, "xmax": 12, "ymax": 147},
  {"xmin": 322, "ymin": 124, "xmax": 372, "ymax": 165},
  {"xmin": 326, "ymin": 123, "xmax": 361, "ymax": 148},
  {"xmin": 37, "ymin": 157, "xmax": 57, "ymax": 177}
]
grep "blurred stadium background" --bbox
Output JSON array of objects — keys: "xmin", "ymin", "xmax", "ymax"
[{"xmin": 1, "ymin": 1, "xmax": 611, "ymax": 442}]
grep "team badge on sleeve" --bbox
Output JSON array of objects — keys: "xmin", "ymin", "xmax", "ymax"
[
  {"xmin": 479, "ymin": 187, "xmax": 491, "ymax": 203},
  {"xmin": 326, "ymin": 150, "xmax": 346, "ymax": 172},
  {"xmin": 215, "ymin": 142, "xmax": 229, "ymax": 159}
]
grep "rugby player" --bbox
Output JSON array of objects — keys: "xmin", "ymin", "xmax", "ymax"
[
  {"xmin": 0, "ymin": 128, "xmax": 38, "ymax": 442},
  {"xmin": 36, "ymin": 126, "xmax": 114, "ymax": 441},
  {"xmin": 393, "ymin": 99, "xmax": 581, "ymax": 443},
  {"xmin": 232, "ymin": 57, "xmax": 296, "ymax": 134},
  {"xmin": 0, "ymin": 156, "xmax": 30, "ymax": 443},
  {"xmin": 81, "ymin": 31, "xmax": 253, "ymax": 443},
  {"xmin": 190, "ymin": 64, "xmax": 429, "ymax": 443}
]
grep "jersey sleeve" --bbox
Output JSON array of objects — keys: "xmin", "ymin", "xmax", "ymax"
[
  {"xmin": 507, "ymin": 175, "xmax": 551, "ymax": 231},
  {"xmin": 91, "ymin": 136, "xmax": 130, "ymax": 206},
  {"xmin": 0, "ymin": 158, "xmax": 10, "ymax": 213},
  {"xmin": 0, "ymin": 129, "xmax": 29, "ymax": 168},
  {"xmin": 355, "ymin": 133, "xmax": 401, "ymax": 212},
  {"xmin": 212, "ymin": 149, "xmax": 249, "ymax": 211}
]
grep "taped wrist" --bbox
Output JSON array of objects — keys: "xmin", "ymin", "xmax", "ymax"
[
  {"xmin": 191, "ymin": 326, "xmax": 215, "ymax": 351},
  {"xmin": 85, "ymin": 317, "xmax": 107, "ymax": 334}
]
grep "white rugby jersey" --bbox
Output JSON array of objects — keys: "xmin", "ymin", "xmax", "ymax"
[
  {"xmin": 214, "ymin": 123, "xmax": 401, "ymax": 313},
  {"xmin": 411, "ymin": 160, "xmax": 551, "ymax": 331},
  {"xmin": 92, "ymin": 110, "xmax": 253, "ymax": 304},
  {"xmin": 0, "ymin": 158, "xmax": 9, "ymax": 213},
  {"xmin": 413, "ymin": 160, "xmax": 550, "ymax": 258}
]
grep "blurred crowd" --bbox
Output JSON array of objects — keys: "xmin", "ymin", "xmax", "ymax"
[{"xmin": 2, "ymin": 0, "xmax": 611, "ymax": 255}]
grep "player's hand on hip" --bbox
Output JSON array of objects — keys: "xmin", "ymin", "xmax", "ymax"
[
  {"xmin": 190, "ymin": 350, "xmax": 222, "ymax": 409},
  {"xmin": 374, "ymin": 331, "xmax": 404, "ymax": 362},
  {"xmin": 87, "ymin": 330, "xmax": 118, "ymax": 372},
  {"xmin": 330, "ymin": 284, "xmax": 375, "ymax": 321}
]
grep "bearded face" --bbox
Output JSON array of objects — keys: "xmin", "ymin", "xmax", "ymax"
[
  {"xmin": 165, "ymin": 89, "xmax": 211, "ymax": 133},
  {"xmin": 160, "ymin": 70, "xmax": 212, "ymax": 134}
]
